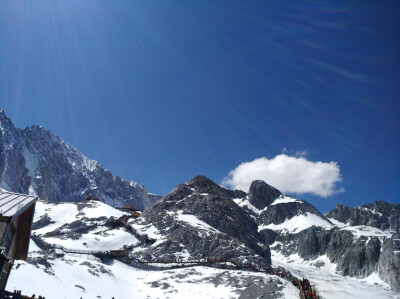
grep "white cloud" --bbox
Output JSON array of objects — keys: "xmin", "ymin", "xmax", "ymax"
[{"xmin": 222, "ymin": 154, "xmax": 343, "ymax": 197}]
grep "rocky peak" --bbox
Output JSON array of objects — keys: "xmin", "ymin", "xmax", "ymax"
[
  {"xmin": 248, "ymin": 180, "xmax": 282, "ymax": 210},
  {"xmin": 188, "ymin": 174, "xmax": 214, "ymax": 185},
  {"xmin": 185, "ymin": 175, "xmax": 246, "ymax": 199},
  {"xmin": 325, "ymin": 203, "xmax": 352, "ymax": 223},
  {"xmin": 0, "ymin": 109, "xmax": 10, "ymax": 123},
  {"xmin": 24, "ymin": 124, "xmax": 50, "ymax": 136},
  {"xmin": 326, "ymin": 201, "xmax": 400, "ymax": 233},
  {"xmin": 0, "ymin": 110, "xmax": 158, "ymax": 209},
  {"xmin": 143, "ymin": 175, "xmax": 271, "ymax": 265},
  {"xmin": 0, "ymin": 109, "xmax": 17, "ymax": 136}
]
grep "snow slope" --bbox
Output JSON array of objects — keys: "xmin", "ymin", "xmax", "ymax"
[
  {"xmin": 259, "ymin": 212, "xmax": 333, "ymax": 235},
  {"xmin": 233, "ymin": 187, "xmax": 399, "ymax": 295},
  {"xmin": 9, "ymin": 244, "xmax": 298, "ymax": 299},
  {"xmin": 328, "ymin": 217, "xmax": 394, "ymax": 238},
  {"xmin": 270, "ymin": 196, "xmax": 303, "ymax": 205},
  {"xmin": 33, "ymin": 200, "xmax": 138, "ymax": 251},
  {"xmin": 272, "ymin": 257, "xmax": 400, "ymax": 299},
  {"xmin": 10, "ymin": 199, "xmax": 299, "ymax": 298}
]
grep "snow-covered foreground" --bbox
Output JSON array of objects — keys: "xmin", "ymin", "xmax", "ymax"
[
  {"xmin": 272, "ymin": 257, "xmax": 400, "ymax": 299},
  {"xmin": 9, "ymin": 250, "xmax": 298, "ymax": 299},
  {"xmin": 12, "ymin": 198, "xmax": 399, "ymax": 298},
  {"xmin": 9, "ymin": 199, "xmax": 299, "ymax": 298}
]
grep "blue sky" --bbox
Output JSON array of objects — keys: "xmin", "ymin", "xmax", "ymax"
[{"xmin": 0, "ymin": 1, "xmax": 399, "ymax": 212}]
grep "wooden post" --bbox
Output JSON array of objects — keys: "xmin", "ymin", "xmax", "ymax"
[{"xmin": 0, "ymin": 257, "xmax": 12, "ymax": 291}]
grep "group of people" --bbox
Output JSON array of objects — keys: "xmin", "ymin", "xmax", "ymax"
[
  {"xmin": 262, "ymin": 266, "xmax": 286, "ymax": 278},
  {"xmin": 292, "ymin": 278, "xmax": 318, "ymax": 299}
]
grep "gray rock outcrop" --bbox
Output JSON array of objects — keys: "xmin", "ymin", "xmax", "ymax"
[
  {"xmin": 378, "ymin": 235, "xmax": 400, "ymax": 292},
  {"xmin": 141, "ymin": 175, "xmax": 271, "ymax": 265},
  {"xmin": 326, "ymin": 201, "xmax": 400, "ymax": 233},
  {"xmin": 248, "ymin": 180, "xmax": 281, "ymax": 210},
  {"xmin": 273, "ymin": 226, "xmax": 382, "ymax": 277},
  {"xmin": 235, "ymin": 179, "xmax": 399, "ymax": 293}
]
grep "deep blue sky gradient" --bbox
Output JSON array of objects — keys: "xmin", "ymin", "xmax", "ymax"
[{"xmin": 0, "ymin": 1, "xmax": 399, "ymax": 212}]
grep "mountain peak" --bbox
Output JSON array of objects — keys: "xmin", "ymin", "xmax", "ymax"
[
  {"xmin": 326, "ymin": 201, "xmax": 400, "ymax": 233},
  {"xmin": 0, "ymin": 111, "xmax": 157, "ymax": 209},
  {"xmin": 187, "ymin": 175, "xmax": 215, "ymax": 186},
  {"xmin": 143, "ymin": 175, "xmax": 271, "ymax": 265},
  {"xmin": 0, "ymin": 109, "xmax": 15, "ymax": 130},
  {"xmin": 184, "ymin": 175, "xmax": 246, "ymax": 199},
  {"xmin": 248, "ymin": 180, "xmax": 282, "ymax": 210}
]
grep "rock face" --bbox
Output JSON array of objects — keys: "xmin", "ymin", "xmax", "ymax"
[
  {"xmin": 248, "ymin": 180, "xmax": 281, "ymax": 209},
  {"xmin": 378, "ymin": 235, "xmax": 400, "ymax": 292},
  {"xmin": 233, "ymin": 179, "xmax": 399, "ymax": 293},
  {"xmin": 286, "ymin": 227, "xmax": 381, "ymax": 277},
  {"xmin": 0, "ymin": 110, "xmax": 158, "ymax": 210},
  {"xmin": 325, "ymin": 203, "xmax": 352, "ymax": 223},
  {"xmin": 273, "ymin": 217, "xmax": 397, "ymax": 292},
  {"xmin": 141, "ymin": 175, "xmax": 271, "ymax": 265},
  {"xmin": 326, "ymin": 201, "xmax": 400, "ymax": 233},
  {"xmin": 269, "ymin": 216, "xmax": 399, "ymax": 292}
]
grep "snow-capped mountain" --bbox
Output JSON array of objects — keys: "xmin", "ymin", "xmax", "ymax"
[
  {"xmin": 0, "ymin": 110, "xmax": 160, "ymax": 210},
  {"xmin": 5, "ymin": 173, "xmax": 400, "ymax": 297},
  {"xmin": 9, "ymin": 198, "xmax": 299, "ymax": 299},
  {"xmin": 234, "ymin": 180, "xmax": 400, "ymax": 294},
  {"xmin": 326, "ymin": 201, "xmax": 400, "ymax": 233},
  {"xmin": 140, "ymin": 175, "xmax": 270, "ymax": 265}
]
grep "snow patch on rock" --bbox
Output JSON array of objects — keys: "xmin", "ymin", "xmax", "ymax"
[
  {"xmin": 271, "ymin": 196, "xmax": 302, "ymax": 206},
  {"xmin": 259, "ymin": 212, "xmax": 333, "ymax": 234}
]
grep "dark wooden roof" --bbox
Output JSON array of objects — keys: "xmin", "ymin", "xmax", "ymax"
[
  {"xmin": 0, "ymin": 189, "xmax": 37, "ymax": 260},
  {"xmin": 0, "ymin": 189, "xmax": 37, "ymax": 222}
]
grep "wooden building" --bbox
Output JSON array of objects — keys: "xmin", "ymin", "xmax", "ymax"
[
  {"xmin": 122, "ymin": 205, "xmax": 141, "ymax": 218},
  {"xmin": 0, "ymin": 190, "xmax": 37, "ymax": 290}
]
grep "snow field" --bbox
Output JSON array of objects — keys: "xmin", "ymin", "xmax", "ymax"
[
  {"xmin": 270, "ymin": 196, "xmax": 302, "ymax": 205},
  {"xmin": 259, "ymin": 212, "xmax": 333, "ymax": 234},
  {"xmin": 32, "ymin": 200, "xmax": 138, "ymax": 251},
  {"xmin": 9, "ymin": 255, "xmax": 298, "ymax": 299},
  {"xmin": 270, "ymin": 251, "xmax": 400, "ymax": 299}
]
